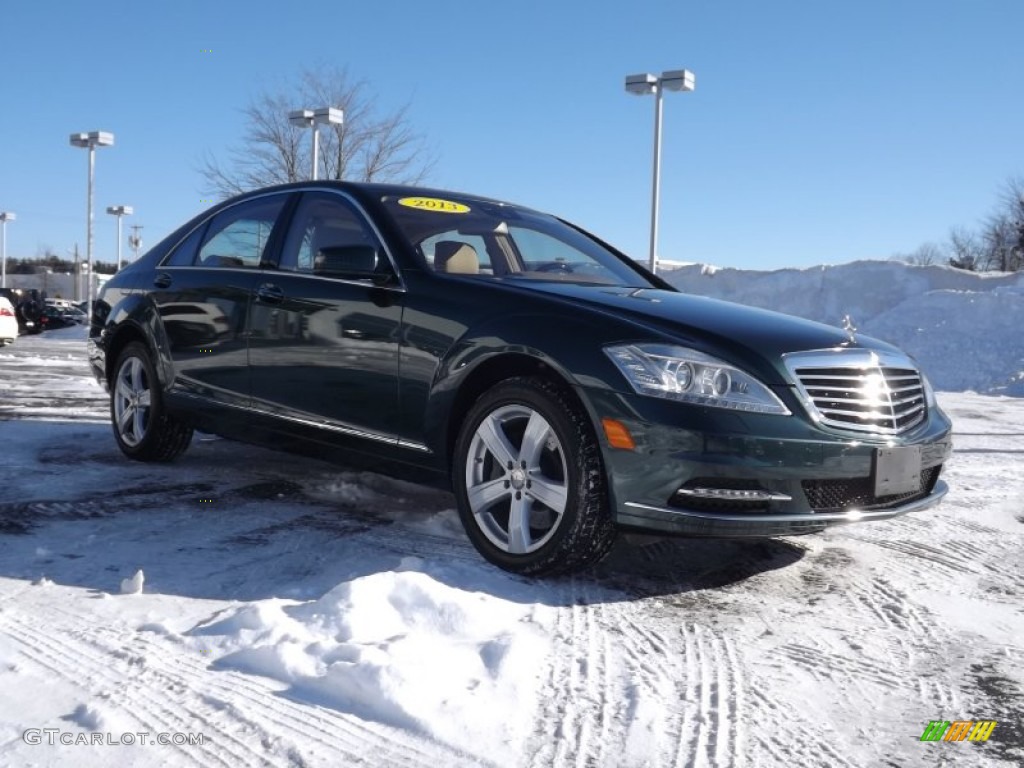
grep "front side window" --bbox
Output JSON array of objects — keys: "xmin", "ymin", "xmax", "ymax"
[
  {"xmin": 195, "ymin": 195, "xmax": 287, "ymax": 269},
  {"xmin": 279, "ymin": 192, "xmax": 389, "ymax": 277}
]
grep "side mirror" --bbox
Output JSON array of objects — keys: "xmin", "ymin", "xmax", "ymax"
[{"xmin": 313, "ymin": 245, "xmax": 391, "ymax": 284}]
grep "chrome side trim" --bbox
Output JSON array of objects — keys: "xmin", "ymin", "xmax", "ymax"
[
  {"xmin": 248, "ymin": 404, "xmax": 431, "ymax": 454},
  {"xmin": 172, "ymin": 391, "xmax": 432, "ymax": 454},
  {"xmin": 628, "ymin": 480, "xmax": 947, "ymax": 524},
  {"xmin": 398, "ymin": 439, "xmax": 432, "ymax": 453}
]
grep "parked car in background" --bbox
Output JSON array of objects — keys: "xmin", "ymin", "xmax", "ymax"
[
  {"xmin": 88, "ymin": 181, "xmax": 953, "ymax": 575},
  {"xmin": 38, "ymin": 305, "xmax": 79, "ymax": 332},
  {"xmin": 0, "ymin": 287, "xmax": 41, "ymax": 334},
  {"xmin": 60, "ymin": 306, "xmax": 88, "ymax": 325},
  {"xmin": 0, "ymin": 297, "xmax": 18, "ymax": 346}
]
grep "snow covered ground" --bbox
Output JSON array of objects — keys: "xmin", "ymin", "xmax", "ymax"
[{"xmin": 0, "ymin": 292, "xmax": 1022, "ymax": 766}]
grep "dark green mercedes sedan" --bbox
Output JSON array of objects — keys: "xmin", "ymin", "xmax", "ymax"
[{"xmin": 88, "ymin": 182, "xmax": 952, "ymax": 575}]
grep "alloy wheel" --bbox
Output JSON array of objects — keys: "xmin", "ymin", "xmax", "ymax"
[
  {"xmin": 113, "ymin": 356, "xmax": 152, "ymax": 447},
  {"xmin": 465, "ymin": 404, "xmax": 568, "ymax": 555}
]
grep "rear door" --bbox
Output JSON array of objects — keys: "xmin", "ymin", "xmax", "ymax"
[{"xmin": 150, "ymin": 193, "xmax": 291, "ymax": 410}]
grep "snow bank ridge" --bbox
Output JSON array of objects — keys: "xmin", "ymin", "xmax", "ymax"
[{"xmin": 663, "ymin": 260, "xmax": 1024, "ymax": 395}]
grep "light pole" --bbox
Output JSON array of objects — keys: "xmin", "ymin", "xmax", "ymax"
[
  {"xmin": 70, "ymin": 131, "xmax": 114, "ymax": 312},
  {"xmin": 106, "ymin": 205, "xmax": 133, "ymax": 270},
  {"xmin": 288, "ymin": 107, "xmax": 344, "ymax": 180},
  {"xmin": 625, "ymin": 69, "xmax": 695, "ymax": 274},
  {"xmin": 0, "ymin": 212, "xmax": 14, "ymax": 289}
]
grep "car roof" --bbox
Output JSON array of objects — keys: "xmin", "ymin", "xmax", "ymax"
[{"xmin": 225, "ymin": 180, "xmax": 537, "ymax": 214}]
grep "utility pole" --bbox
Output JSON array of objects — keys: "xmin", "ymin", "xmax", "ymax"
[{"xmin": 73, "ymin": 243, "xmax": 80, "ymax": 302}]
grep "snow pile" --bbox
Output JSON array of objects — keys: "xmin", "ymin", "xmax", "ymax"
[
  {"xmin": 663, "ymin": 260, "xmax": 1024, "ymax": 395},
  {"xmin": 189, "ymin": 562, "xmax": 551, "ymax": 755},
  {"xmin": 119, "ymin": 569, "xmax": 144, "ymax": 595}
]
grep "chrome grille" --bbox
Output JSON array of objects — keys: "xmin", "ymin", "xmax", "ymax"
[{"xmin": 785, "ymin": 350, "xmax": 927, "ymax": 435}]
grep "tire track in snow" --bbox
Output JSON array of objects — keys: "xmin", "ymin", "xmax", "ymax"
[
  {"xmin": 845, "ymin": 525, "xmax": 1024, "ymax": 591},
  {"xmin": 0, "ymin": 614, "xmax": 251, "ymax": 768},
  {"xmin": 746, "ymin": 686, "xmax": 859, "ymax": 768},
  {"xmin": 846, "ymin": 577, "xmax": 940, "ymax": 647},
  {"xmin": 560, "ymin": 591, "xmax": 611, "ymax": 768},
  {"xmin": 527, "ymin": 594, "xmax": 749, "ymax": 768},
  {"xmin": 792, "ymin": 543, "xmax": 981, "ymax": 759},
  {"xmin": 777, "ymin": 640, "xmax": 903, "ymax": 694},
  {"xmin": 676, "ymin": 623, "xmax": 741, "ymax": 768},
  {"xmin": 524, "ymin": 601, "xmax": 572, "ymax": 768},
  {"xmin": 613, "ymin": 613, "xmax": 689, "ymax": 766},
  {"xmin": 40, "ymin": 606, "xmax": 488, "ymax": 768},
  {"xmin": 526, "ymin": 583, "xmax": 656, "ymax": 768}
]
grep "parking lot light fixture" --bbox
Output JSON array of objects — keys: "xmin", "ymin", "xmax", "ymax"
[
  {"xmin": 289, "ymin": 107, "xmax": 344, "ymax": 181},
  {"xmin": 106, "ymin": 205, "xmax": 134, "ymax": 270},
  {"xmin": 0, "ymin": 212, "xmax": 15, "ymax": 289},
  {"xmin": 70, "ymin": 131, "xmax": 115, "ymax": 312},
  {"xmin": 625, "ymin": 69, "xmax": 695, "ymax": 274}
]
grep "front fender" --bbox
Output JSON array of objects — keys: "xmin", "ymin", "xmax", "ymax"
[{"xmin": 420, "ymin": 311, "xmax": 637, "ymax": 460}]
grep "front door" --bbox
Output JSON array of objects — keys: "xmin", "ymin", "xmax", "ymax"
[{"xmin": 246, "ymin": 190, "xmax": 403, "ymax": 447}]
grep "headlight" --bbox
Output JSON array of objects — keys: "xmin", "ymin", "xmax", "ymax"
[{"xmin": 604, "ymin": 344, "xmax": 791, "ymax": 415}]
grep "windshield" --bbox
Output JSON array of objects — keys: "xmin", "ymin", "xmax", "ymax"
[{"xmin": 381, "ymin": 194, "xmax": 654, "ymax": 288}]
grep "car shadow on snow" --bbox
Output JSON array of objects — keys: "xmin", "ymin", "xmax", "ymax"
[{"xmin": 0, "ymin": 421, "xmax": 807, "ymax": 607}]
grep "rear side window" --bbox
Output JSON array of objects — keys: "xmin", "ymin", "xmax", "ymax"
[
  {"xmin": 194, "ymin": 196, "xmax": 287, "ymax": 268},
  {"xmin": 163, "ymin": 224, "xmax": 208, "ymax": 267},
  {"xmin": 163, "ymin": 196, "xmax": 288, "ymax": 268}
]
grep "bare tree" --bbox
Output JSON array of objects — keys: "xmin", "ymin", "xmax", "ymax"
[
  {"xmin": 943, "ymin": 176, "xmax": 1024, "ymax": 273},
  {"xmin": 997, "ymin": 176, "xmax": 1024, "ymax": 271},
  {"xmin": 892, "ymin": 241, "xmax": 944, "ymax": 267},
  {"xmin": 200, "ymin": 66, "xmax": 436, "ymax": 198},
  {"xmin": 980, "ymin": 212, "xmax": 1017, "ymax": 271},
  {"xmin": 948, "ymin": 227, "xmax": 982, "ymax": 271}
]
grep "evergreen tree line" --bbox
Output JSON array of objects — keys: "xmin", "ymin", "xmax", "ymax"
[{"xmin": 3, "ymin": 255, "xmax": 118, "ymax": 275}]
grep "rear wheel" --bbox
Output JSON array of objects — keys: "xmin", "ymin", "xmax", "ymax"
[
  {"xmin": 453, "ymin": 377, "xmax": 617, "ymax": 575},
  {"xmin": 111, "ymin": 342, "xmax": 193, "ymax": 462}
]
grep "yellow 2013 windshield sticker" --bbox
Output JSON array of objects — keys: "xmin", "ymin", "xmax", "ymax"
[{"xmin": 398, "ymin": 197, "xmax": 471, "ymax": 214}]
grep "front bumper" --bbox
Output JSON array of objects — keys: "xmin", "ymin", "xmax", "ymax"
[
  {"xmin": 620, "ymin": 480, "xmax": 948, "ymax": 536},
  {"xmin": 585, "ymin": 387, "xmax": 953, "ymax": 538}
]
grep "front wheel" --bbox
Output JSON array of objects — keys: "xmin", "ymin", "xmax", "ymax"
[
  {"xmin": 111, "ymin": 342, "xmax": 193, "ymax": 462},
  {"xmin": 453, "ymin": 377, "xmax": 617, "ymax": 576}
]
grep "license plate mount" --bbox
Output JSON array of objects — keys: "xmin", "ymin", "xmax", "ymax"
[{"xmin": 874, "ymin": 446, "xmax": 922, "ymax": 497}]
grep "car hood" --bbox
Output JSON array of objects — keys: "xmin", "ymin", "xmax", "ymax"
[{"xmin": 515, "ymin": 282, "xmax": 898, "ymax": 382}]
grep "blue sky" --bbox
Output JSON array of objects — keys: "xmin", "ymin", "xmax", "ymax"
[{"xmin": 0, "ymin": 0, "xmax": 1020, "ymax": 271}]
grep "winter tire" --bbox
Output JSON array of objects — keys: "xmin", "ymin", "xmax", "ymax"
[
  {"xmin": 111, "ymin": 342, "xmax": 193, "ymax": 462},
  {"xmin": 453, "ymin": 376, "xmax": 617, "ymax": 575}
]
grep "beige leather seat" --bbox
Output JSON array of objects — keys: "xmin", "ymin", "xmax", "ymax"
[{"xmin": 434, "ymin": 240, "xmax": 480, "ymax": 274}]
